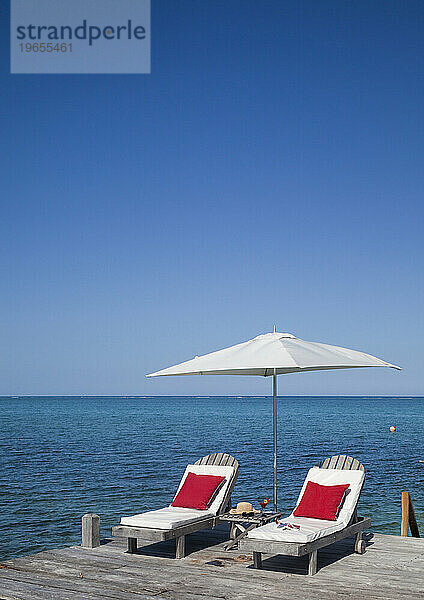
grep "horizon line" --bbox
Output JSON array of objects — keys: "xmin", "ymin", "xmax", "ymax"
[{"xmin": 0, "ymin": 394, "xmax": 422, "ymax": 398}]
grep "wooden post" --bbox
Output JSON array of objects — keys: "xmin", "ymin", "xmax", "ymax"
[
  {"xmin": 401, "ymin": 492, "xmax": 421, "ymax": 538},
  {"xmin": 401, "ymin": 492, "xmax": 409, "ymax": 536},
  {"xmin": 81, "ymin": 514, "xmax": 100, "ymax": 548},
  {"xmin": 127, "ymin": 538, "xmax": 137, "ymax": 553}
]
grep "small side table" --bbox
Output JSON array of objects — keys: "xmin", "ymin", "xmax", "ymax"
[{"xmin": 219, "ymin": 511, "xmax": 284, "ymax": 550}]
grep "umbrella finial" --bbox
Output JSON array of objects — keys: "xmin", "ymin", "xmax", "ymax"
[{"xmin": 273, "ymin": 324, "xmax": 276, "ymax": 333}]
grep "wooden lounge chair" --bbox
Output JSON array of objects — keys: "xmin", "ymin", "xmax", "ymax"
[
  {"xmin": 239, "ymin": 455, "xmax": 370, "ymax": 575},
  {"xmin": 112, "ymin": 452, "xmax": 239, "ymax": 558}
]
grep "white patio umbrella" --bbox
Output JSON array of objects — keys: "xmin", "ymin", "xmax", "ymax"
[{"xmin": 147, "ymin": 330, "xmax": 401, "ymax": 511}]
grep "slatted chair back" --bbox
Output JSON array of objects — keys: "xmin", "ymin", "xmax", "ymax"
[
  {"xmin": 316, "ymin": 455, "xmax": 365, "ymax": 472},
  {"xmin": 194, "ymin": 453, "xmax": 239, "ymax": 514},
  {"xmin": 315, "ymin": 455, "xmax": 365, "ymax": 524}
]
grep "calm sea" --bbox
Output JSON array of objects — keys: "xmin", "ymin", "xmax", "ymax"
[{"xmin": 0, "ymin": 396, "xmax": 423, "ymax": 560}]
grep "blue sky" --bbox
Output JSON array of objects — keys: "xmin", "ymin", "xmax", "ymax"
[{"xmin": 0, "ymin": 1, "xmax": 423, "ymax": 395}]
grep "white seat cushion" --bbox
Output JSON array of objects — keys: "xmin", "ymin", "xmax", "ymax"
[
  {"xmin": 120, "ymin": 507, "xmax": 213, "ymax": 530},
  {"xmin": 248, "ymin": 467, "xmax": 365, "ymax": 544},
  {"xmin": 120, "ymin": 462, "xmax": 236, "ymax": 530},
  {"xmin": 246, "ymin": 516, "xmax": 341, "ymax": 543}
]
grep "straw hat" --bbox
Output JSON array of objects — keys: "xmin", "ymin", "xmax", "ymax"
[{"xmin": 230, "ymin": 502, "xmax": 260, "ymax": 515}]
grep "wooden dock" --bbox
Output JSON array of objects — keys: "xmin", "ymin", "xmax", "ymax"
[{"xmin": 1, "ymin": 526, "xmax": 424, "ymax": 599}]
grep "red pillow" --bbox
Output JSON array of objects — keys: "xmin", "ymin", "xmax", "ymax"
[
  {"xmin": 171, "ymin": 472, "xmax": 226, "ymax": 510},
  {"xmin": 293, "ymin": 481, "xmax": 349, "ymax": 521}
]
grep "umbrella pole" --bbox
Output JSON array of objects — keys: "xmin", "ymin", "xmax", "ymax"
[{"xmin": 273, "ymin": 368, "xmax": 278, "ymax": 512}]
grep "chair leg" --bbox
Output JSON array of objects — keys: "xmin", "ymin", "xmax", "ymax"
[
  {"xmin": 175, "ymin": 534, "xmax": 186, "ymax": 559},
  {"xmin": 355, "ymin": 531, "xmax": 366, "ymax": 554},
  {"xmin": 253, "ymin": 551, "xmax": 262, "ymax": 569},
  {"xmin": 308, "ymin": 550, "xmax": 318, "ymax": 576},
  {"xmin": 127, "ymin": 537, "xmax": 137, "ymax": 553}
]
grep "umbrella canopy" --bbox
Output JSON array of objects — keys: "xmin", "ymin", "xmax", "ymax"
[
  {"xmin": 147, "ymin": 332, "xmax": 401, "ymax": 377},
  {"xmin": 146, "ymin": 331, "xmax": 401, "ymax": 510}
]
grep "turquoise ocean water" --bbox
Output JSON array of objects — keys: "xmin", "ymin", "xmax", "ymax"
[{"xmin": 1, "ymin": 396, "xmax": 423, "ymax": 560}]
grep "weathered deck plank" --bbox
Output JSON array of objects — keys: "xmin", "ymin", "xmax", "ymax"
[{"xmin": 1, "ymin": 528, "xmax": 424, "ymax": 600}]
